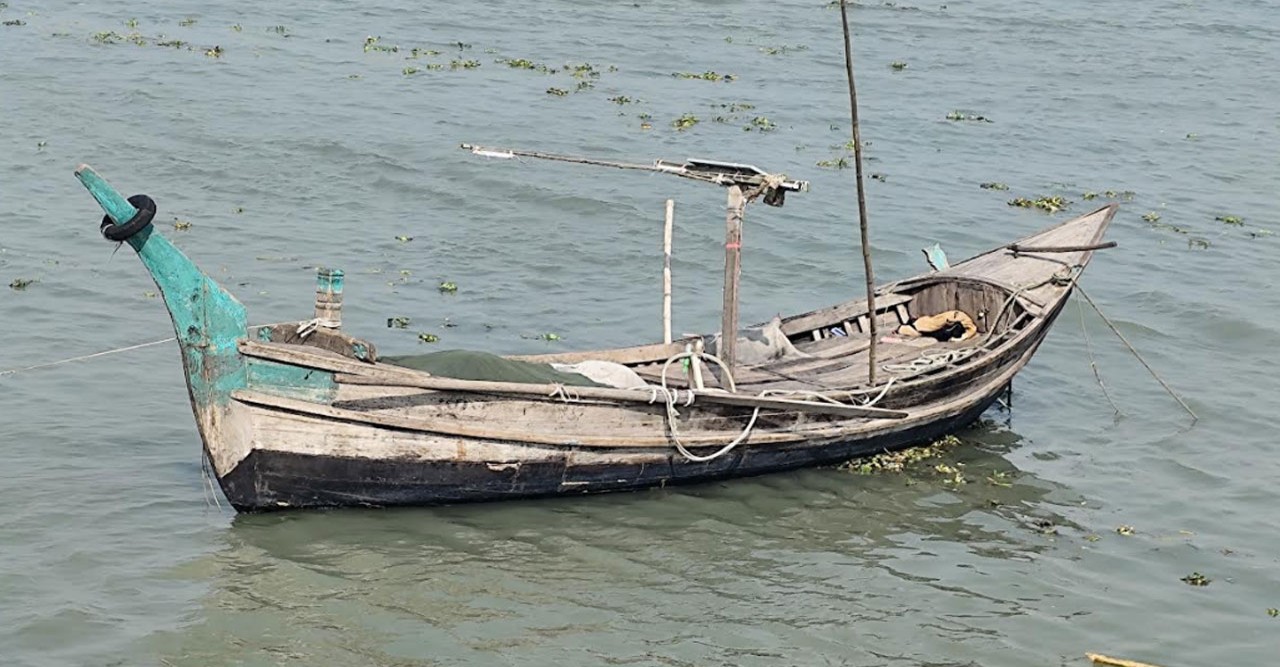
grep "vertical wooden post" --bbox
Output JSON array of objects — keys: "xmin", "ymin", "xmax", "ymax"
[
  {"xmin": 840, "ymin": 0, "xmax": 878, "ymax": 385},
  {"xmin": 314, "ymin": 267, "xmax": 344, "ymax": 329},
  {"xmin": 720, "ymin": 185, "xmax": 746, "ymax": 377},
  {"xmin": 663, "ymin": 199, "xmax": 675, "ymax": 344}
]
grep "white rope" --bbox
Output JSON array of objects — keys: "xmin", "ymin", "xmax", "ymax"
[
  {"xmin": 296, "ymin": 318, "xmax": 341, "ymax": 338},
  {"xmin": 649, "ymin": 351, "xmax": 893, "ymax": 464},
  {"xmin": 0, "ymin": 337, "xmax": 176, "ymax": 377},
  {"xmin": 0, "ymin": 324, "xmax": 273, "ymax": 377}
]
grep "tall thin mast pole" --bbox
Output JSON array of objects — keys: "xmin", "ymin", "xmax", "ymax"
[{"xmin": 840, "ymin": 0, "xmax": 878, "ymax": 385}]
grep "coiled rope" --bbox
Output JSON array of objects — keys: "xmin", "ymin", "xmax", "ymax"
[{"xmin": 651, "ymin": 351, "xmax": 894, "ymax": 463}]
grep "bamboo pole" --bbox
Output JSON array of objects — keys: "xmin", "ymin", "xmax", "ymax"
[
  {"xmin": 1086, "ymin": 653, "xmax": 1165, "ymax": 667},
  {"xmin": 663, "ymin": 199, "xmax": 675, "ymax": 344},
  {"xmin": 839, "ymin": 0, "xmax": 878, "ymax": 386},
  {"xmin": 720, "ymin": 185, "xmax": 746, "ymax": 377}
]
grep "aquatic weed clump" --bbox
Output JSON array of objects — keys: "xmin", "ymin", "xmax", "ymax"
[{"xmin": 839, "ymin": 434, "xmax": 963, "ymax": 475}]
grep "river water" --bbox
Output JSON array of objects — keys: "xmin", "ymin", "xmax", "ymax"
[{"xmin": 1, "ymin": 1, "xmax": 1277, "ymax": 665}]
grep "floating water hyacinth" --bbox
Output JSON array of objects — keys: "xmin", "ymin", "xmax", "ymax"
[
  {"xmin": 672, "ymin": 114, "xmax": 699, "ymax": 131},
  {"xmin": 1181, "ymin": 572, "xmax": 1211, "ymax": 587},
  {"xmin": 1009, "ymin": 196, "xmax": 1070, "ymax": 213}
]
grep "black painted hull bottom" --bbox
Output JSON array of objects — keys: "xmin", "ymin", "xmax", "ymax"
[{"xmin": 218, "ymin": 391, "xmax": 1005, "ymax": 512}]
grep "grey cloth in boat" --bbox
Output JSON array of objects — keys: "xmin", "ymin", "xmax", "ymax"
[
  {"xmin": 550, "ymin": 361, "xmax": 649, "ymax": 389},
  {"xmin": 705, "ymin": 315, "xmax": 809, "ymax": 366}
]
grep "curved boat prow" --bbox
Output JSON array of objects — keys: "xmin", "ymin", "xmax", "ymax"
[{"xmin": 75, "ymin": 164, "xmax": 248, "ymax": 406}]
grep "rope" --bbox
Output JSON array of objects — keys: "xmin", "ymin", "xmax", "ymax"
[
  {"xmin": 0, "ymin": 337, "xmax": 176, "ymax": 377},
  {"xmin": 1076, "ymin": 286, "xmax": 1197, "ymax": 423},
  {"xmin": 0, "ymin": 324, "xmax": 271, "ymax": 377},
  {"xmin": 650, "ymin": 351, "xmax": 893, "ymax": 463},
  {"xmin": 1077, "ymin": 295, "xmax": 1123, "ymax": 416},
  {"xmin": 296, "ymin": 318, "xmax": 341, "ymax": 338}
]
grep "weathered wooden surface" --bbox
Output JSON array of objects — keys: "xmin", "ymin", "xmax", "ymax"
[
  {"xmin": 720, "ymin": 185, "xmax": 746, "ymax": 371},
  {"xmin": 663, "ymin": 198, "xmax": 674, "ymax": 344},
  {"xmin": 82, "ymin": 170, "xmax": 1115, "ymax": 510}
]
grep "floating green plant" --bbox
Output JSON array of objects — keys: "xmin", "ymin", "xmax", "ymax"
[
  {"xmin": 1084, "ymin": 190, "xmax": 1135, "ymax": 201},
  {"xmin": 204, "ymin": 45, "xmax": 223, "ymax": 58},
  {"xmin": 1188, "ymin": 238, "xmax": 1211, "ymax": 250},
  {"xmin": 575, "ymin": 80, "xmax": 594, "ymax": 92},
  {"xmin": 1269, "ymin": 608, "xmax": 1279, "ymax": 618},
  {"xmin": 608, "ymin": 95, "xmax": 633, "ymax": 105},
  {"xmin": 231, "ymin": 24, "xmax": 242, "ymax": 32},
  {"xmin": 387, "ymin": 316, "xmax": 411, "ymax": 329},
  {"xmin": 499, "ymin": 57, "xmax": 549, "ymax": 71},
  {"xmin": 92, "ymin": 30, "xmax": 122, "ymax": 44},
  {"xmin": 759, "ymin": 44, "xmax": 808, "ymax": 55},
  {"xmin": 395, "ymin": 235, "xmax": 413, "ymax": 242},
  {"xmin": 156, "ymin": 39, "xmax": 186, "ymax": 48},
  {"xmin": 538, "ymin": 332, "xmax": 561, "ymax": 341},
  {"xmin": 409, "ymin": 47, "xmax": 441, "ymax": 58},
  {"xmin": 568, "ymin": 62, "xmax": 601, "ymax": 79},
  {"xmin": 946, "ymin": 110, "xmax": 992, "ymax": 122},
  {"xmin": 418, "ymin": 332, "xmax": 440, "ymax": 343},
  {"xmin": 125, "ymin": 18, "xmax": 139, "ymax": 29},
  {"xmin": 1009, "ymin": 196, "xmax": 1070, "ymax": 213},
  {"xmin": 816, "ymin": 157, "xmax": 850, "ymax": 169},
  {"xmin": 673, "ymin": 71, "xmax": 735, "ymax": 82},
  {"xmin": 402, "ymin": 66, "xmax": 419, "ymax": 76},
  {"xmin": 1215, "ymin": 215, "xmax": 1244, "ymax": 225},
  {"xmin": 36, "ymin": 141, "xmax": 46, "ymax": 150},
  {"xmin": 450, "ymin": 59, "xmax": 480, "ymax": 69},
  {"xmin": 672, "ymin": 114, "xmax": 699, "ymax": 131},
  {"xmin": 178, "ymin": 17, "xmax": 197, "ymax": 27},
  {"xmin": 1115, "ymin": 525, "xmax": 1135, "ymax": 536},
  {"xmin": 746, "ymin": 116, "xmax": 776, "ymax": 132},
  {"xmin": 890, "ymin": 61, "xmax": 908, "ymax": 70},
  {"xmin": 2, "ymin": 19, "xmax": 25, "ymax": 27},
  {"xmin": 172, "ymin": 218, "xmax": 192, "ymax": 231},
  {"xmin": 980, "ymin": 182, "xmax": 1009, "ymax": 190},
  {"xmin": 363, "ymin": 36, "xmax": 399, "ymax": 53},
  {"xmin": 1181, "ymin": 572, "xmax": 1211, "ymax": 587},
  {"xmin": 546, "ymin": 87, "xmax": 568, "ymax": 96},
  {"xmin": 870, "ymin": 173, "xmax": 887, "ymax": 182},
  {"xmin": 1141, "ymin": 211, "xmax": 1161, "ymax": 223},
  {"xmin": 839, "ymin": 434, "xmax": 962, "ymax": 475},
  {"xmin": 269, "ymin": 25, "xmax": 287, "ymax": 35},
  {"xmin": 233, "ymin": 206, "xmax": 245, "ymax": 214},
  {"xmin": 9, "ymin": 278, "xmax": 35, "ymax": 290},
  {"xmin": 438, "ymin": 281, "xmax": 458, "ymax": 293}
]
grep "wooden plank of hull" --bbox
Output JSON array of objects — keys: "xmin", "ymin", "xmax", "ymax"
[
  {"xmin": 213, "ymin": 336, "xmax": 1038, "ymax": 511},
  {"xmin": 218, "ymin": 366, "xmax": 1013, "ymax": 511}
]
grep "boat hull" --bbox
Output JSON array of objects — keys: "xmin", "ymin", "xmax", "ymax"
[{"xmin": 218, "ymin": 380, "xmax": 1006, "ymax": 511}]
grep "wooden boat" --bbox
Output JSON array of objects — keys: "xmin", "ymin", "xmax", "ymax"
[{"xmin": 76, "ymin": 165, "xmax": 1115, "ymax": 511}]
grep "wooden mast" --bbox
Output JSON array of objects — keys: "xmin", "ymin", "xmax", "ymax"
[
  {"xmin": 720, "ymin": 186, "xmax": 746, "ymax": 372},
  {"xmin": 840, "ymin": 0, "xmax": 878, "ymax": 385}
]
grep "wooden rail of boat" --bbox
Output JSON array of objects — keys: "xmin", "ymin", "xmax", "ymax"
[{"xmin": 237, "ymin": 340, "xmax": 909, "ymax": 420}]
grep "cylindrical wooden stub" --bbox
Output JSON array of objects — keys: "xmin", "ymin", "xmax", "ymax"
[{"xmin": 314, "ymin": 267, "xmax": 344, "ymax": 329}]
